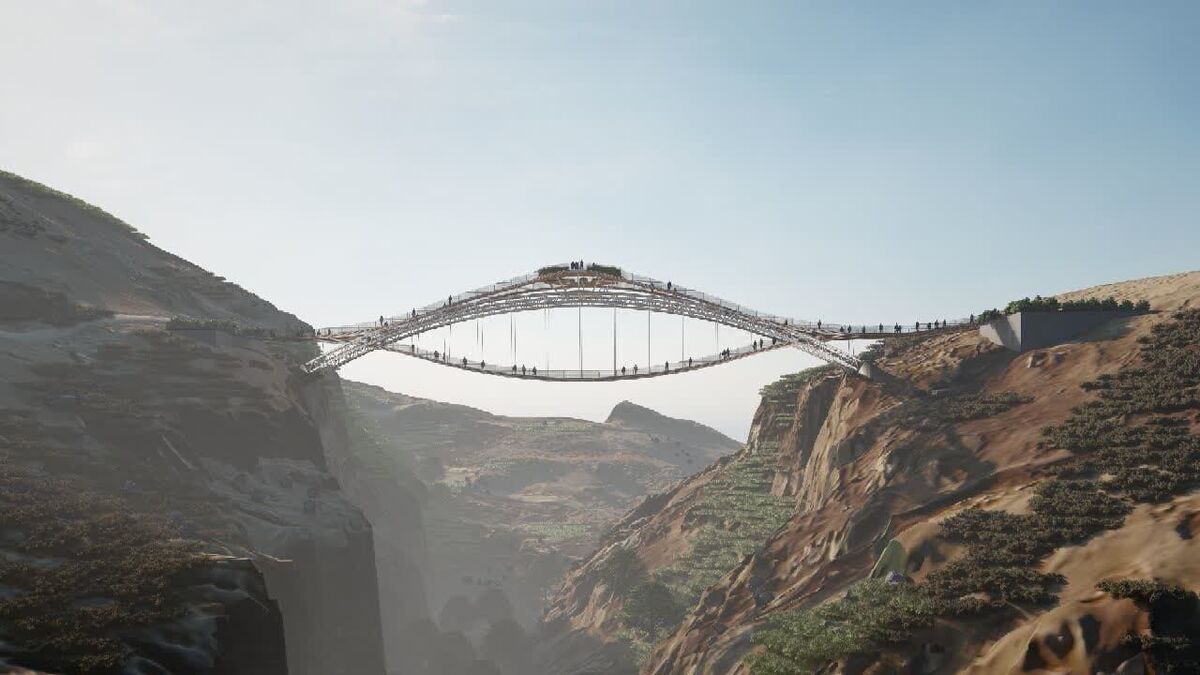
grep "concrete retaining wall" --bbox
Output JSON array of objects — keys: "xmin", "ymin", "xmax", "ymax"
[{"xmin": 980, "ymin": 310, "xmax": 1142, "ymax": 352}]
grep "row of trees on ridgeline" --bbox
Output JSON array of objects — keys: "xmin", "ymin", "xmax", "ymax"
[{"xmin": 977, "ymin": 294, "xmax": 1150, "ymax": 322}]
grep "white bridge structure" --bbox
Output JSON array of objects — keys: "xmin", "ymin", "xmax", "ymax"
[{"xmin": 305, "ymin": 263, "xmax": 968, "ymax": 380}]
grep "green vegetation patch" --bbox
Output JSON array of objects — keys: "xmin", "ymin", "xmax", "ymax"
[
  {"xmin": 748, "ymin": 580, "xmax": 936, "ymax": 675},
  {"xmin": 0, "ymin": 170, "xmax": 147, "ymax": 240},
  {"xmin": 933, "ymin": 392, "xmax": 1033, "ymax": 423},
  {"xmin": 656, "ymin": 441, "xmax": 793, "ymax": 603},
  {"xmin": 522, "ymin": 521, "xmax": 592, "ymax": 543},
  {"xmin": 759, "ymin": 366, "xmax": 836, "ymax": 402},
  {"xmin": 617, "ymin": 580, "xmax": 688, "ymax": 665},
  {"xmin": 978, "ymin": 294, "xmax": 1150, "ymax": 321}
]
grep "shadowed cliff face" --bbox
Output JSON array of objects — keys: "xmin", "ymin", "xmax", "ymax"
[
  {"xmin": 0, "ymin": 171, "xmax": 392, "ymax": 674},
  {"xmin": 543, "ymin": 271, "xmax": 1200, "ymax": 675}
]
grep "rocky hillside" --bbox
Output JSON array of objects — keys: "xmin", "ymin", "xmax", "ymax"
[
  {"xmin": 0, "ymin": 171, "xmax": 392, "ymax": 674},
  {"xmin": 543, "ymin": 271, "xmax": 1200, "ymax": 675},
  {"xmin": 341, "ymin": 381, "xmax": 740, "ymax": 636}
]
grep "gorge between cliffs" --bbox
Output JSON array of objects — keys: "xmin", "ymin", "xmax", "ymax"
[{"xmin": 3, "ymin": 170, "xmax": 1199, "ymax": 675}]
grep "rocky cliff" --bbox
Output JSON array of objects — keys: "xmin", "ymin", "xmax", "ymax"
[
  {"xmin": 543, "ymin": 271, "xmax": 1200, "ymax": 675},
  {"xmin": 0, "ymin": 171, "xmax": 391, "ymax": 674}
]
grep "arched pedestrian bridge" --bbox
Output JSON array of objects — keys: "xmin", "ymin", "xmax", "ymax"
[{"xmin": 305, "ymin": 263, "xmax": 969, "ymax": 379}]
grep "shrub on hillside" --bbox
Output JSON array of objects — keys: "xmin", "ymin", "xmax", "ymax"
[
  {"xmin": 597, "ymin": 547, "xmax": 646, "ymax": 596},
  {"xmin": 1098, "ymin": 579, "xmax": 1200, "ymax": 672},
  {"xmin": 748, "ymin": 580, "xmax": 936, "ymax": 675},
  {"xmin": 621, "ymin": 581, "xmax": 685, "ymax": 636}
]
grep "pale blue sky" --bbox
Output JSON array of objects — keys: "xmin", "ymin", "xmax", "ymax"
[{"xmin": 2, "ymin": 2, "xmax": 1197, "ymax": 438}]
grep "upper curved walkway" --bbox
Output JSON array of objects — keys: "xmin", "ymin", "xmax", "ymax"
[{"xmin": 304, "ymin": 262, "xmax": 971, "ymax": 378}]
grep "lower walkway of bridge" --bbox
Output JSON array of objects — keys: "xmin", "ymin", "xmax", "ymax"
[{"xmin": 379, "ymin": 338, "xmax": 790, "ymax": 381}]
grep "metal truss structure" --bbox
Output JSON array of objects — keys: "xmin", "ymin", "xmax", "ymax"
[{"xmin": 303, "ymin": 263, "xmax": 968, "ymax": 379}]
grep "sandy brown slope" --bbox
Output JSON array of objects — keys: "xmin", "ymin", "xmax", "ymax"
[{"xmin": 540, "ymin": 271, "xmax": 1200, "ymax": 675}]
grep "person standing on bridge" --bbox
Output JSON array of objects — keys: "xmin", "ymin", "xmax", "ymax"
[
  {"xmin": 633, "ymin": 364, "xmax": 638, "ymax": 374},
  {"xmin": 621, "ymin": 366, "xmax": 626, "ymax": 375},
  {"xmin": 522, "ymin": 365, "xmax": 527, "ymax": 375},
  {"xmin": 817, "ymin": 320, "xmax": 822, "ymax": 329},
  {"xmin": 462, "ymin": 356, "xmax": 467, "ymax": 366},
  {"xmin": 879, "ymin": 323, "xmax": 884, "ymax": 333},
  {"xmin": 532, "ymin": 366, "xmax": 537, "ymax": 375},
  {"xmin": 664, "ymin": 361, "xmax": 669, "ymax": 371},
  {"xmin": 434, "ymin": 350, "xmax": 439, "ymax": 360},
  {"xmin": 688, "ymin": 357, "xmax": 693, "ymax": 367}
]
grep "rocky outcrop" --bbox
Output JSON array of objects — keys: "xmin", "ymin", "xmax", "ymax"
[
  {"xmin": 545, "ymin": 271, "xmax": 1200, "ymax": 675},
  {"xmin": 0, "ymin": 171, "xmax": 392, "ymax": 674}
]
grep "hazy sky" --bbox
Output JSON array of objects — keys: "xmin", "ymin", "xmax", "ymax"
[{"xmin": 2, "ymin": 1, "xmax": 1197, "ymax": 438}]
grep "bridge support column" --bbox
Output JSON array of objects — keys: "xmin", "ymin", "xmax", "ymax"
[{"xmin": 857, "ymin": 361, "xmax": 875, "ymax": 379}]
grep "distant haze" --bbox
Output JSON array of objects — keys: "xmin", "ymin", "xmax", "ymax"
[{"xmin": 2, "ymin": 2, "xmax": 1197, "ymax": 437}]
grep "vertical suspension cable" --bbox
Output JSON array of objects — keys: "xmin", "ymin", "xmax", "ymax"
[
  {"xmin": 681, "ymin": 316, "xmax": 685, "ymax": 361},
  {"xmin": 544, "ymin": 308, "xmax": 548, "ymax": 371},
  {"xmin": 647, "ymin": 310, "xmax": 651, "ymax": 371},
  {"xmin": 612, "ymin": 308, "xmax": 617, "ymax": 375},
  {"xmin": 578, "ymin": 307, "xmax": 583, "ymax": 376}
]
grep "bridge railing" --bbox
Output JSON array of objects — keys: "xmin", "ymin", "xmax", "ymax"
[{"xmin": 623, "ymin": 272, "xmax": 975, "ymax": 336}]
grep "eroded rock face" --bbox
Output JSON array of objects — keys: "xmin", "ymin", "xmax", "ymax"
[
  {"xmin": 129, "ymin": 557, "xmax": 289, "ymax": 675},
  {"xmin": 0, "ymin": 171, "xmax": 392, "ymax": 674}
]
